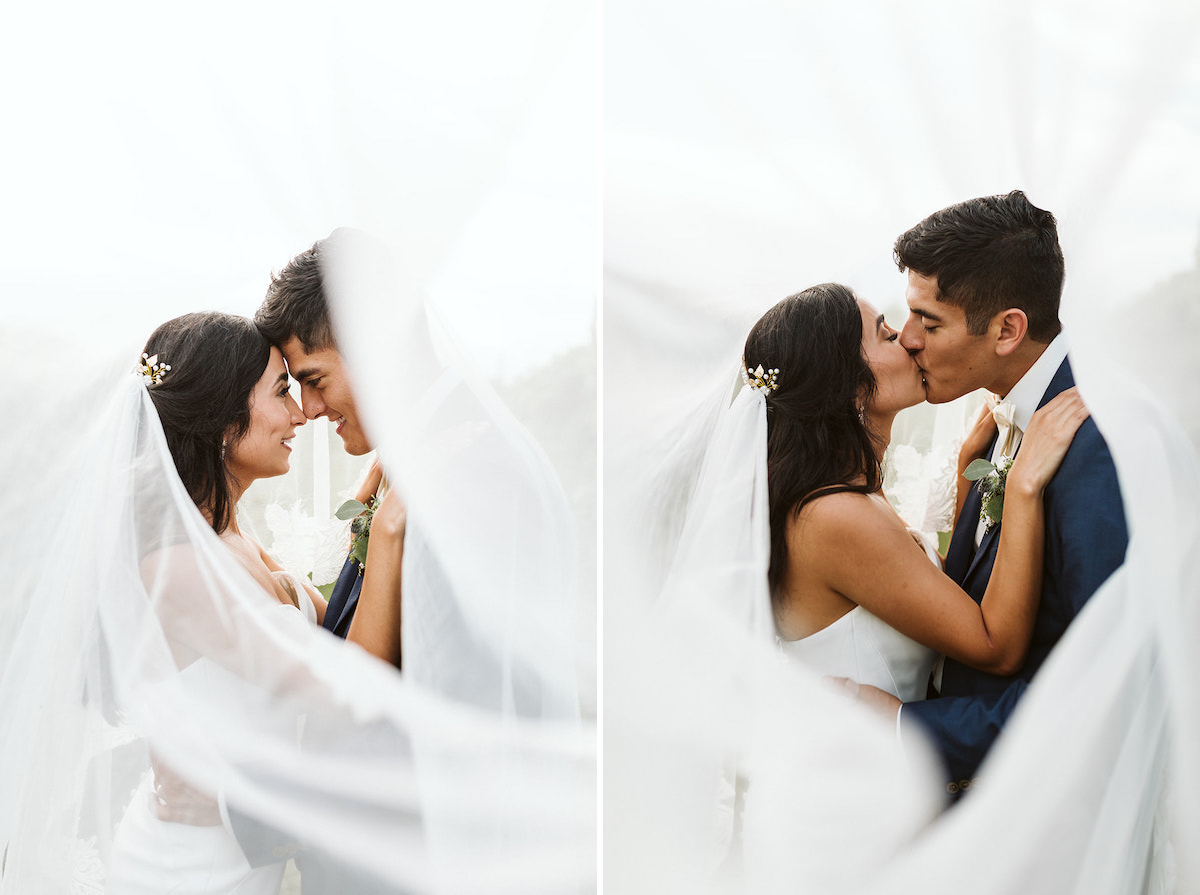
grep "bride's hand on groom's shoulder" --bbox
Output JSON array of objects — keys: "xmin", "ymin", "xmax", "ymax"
[{"xmin": 1008, "ymin": 388, "xmax": 1089, "ymax": 496}]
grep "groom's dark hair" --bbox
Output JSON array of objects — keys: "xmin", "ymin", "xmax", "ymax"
[
  {"xmin": 255, "ymin": 238, "xmax": 337, "ymax": 352},
  {"xmin": 893, "ymin": 190, "xmax": 1064, "ymax": 343}
]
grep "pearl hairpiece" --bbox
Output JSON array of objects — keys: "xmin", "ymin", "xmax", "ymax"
[
  {"xmin": 137, "ymin": 353, "xmax": 171, "ymax": 386},
  {"xmin": 741, "ymin": 360, "xmax": 779, "ymax": 395}
]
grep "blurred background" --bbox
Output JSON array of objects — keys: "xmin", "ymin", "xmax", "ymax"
[{"xmin": 606, "ymin": 0, "xmax": 1200, "ymax": 526}]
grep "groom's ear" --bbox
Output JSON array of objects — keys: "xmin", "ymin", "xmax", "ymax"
[{"xmin": 992, "ymin": 308, "xmax": 1029, "ymax": 357}]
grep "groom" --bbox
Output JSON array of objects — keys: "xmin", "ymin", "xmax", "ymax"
[
  {"xmin": 847, "ymin": 191, "xmax": 1128, "ymax": 795},
  {"xmin": 255, "ymin": 234, "xmax": 406, "ymax": 668}
]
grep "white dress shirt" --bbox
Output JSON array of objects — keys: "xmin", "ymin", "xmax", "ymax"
[{"xmin": 973, "ymin": 333, "xmax": 1069, "ymax": 547}]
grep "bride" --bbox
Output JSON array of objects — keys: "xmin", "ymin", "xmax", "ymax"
[{"xmin": 108, "ymin": 311, "xmax": 405, "ymax": 893}]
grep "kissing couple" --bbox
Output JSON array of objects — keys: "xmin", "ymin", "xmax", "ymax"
[{"xmin": 648, "ymin": 190, "xmax": 1128, "ymax": 891}]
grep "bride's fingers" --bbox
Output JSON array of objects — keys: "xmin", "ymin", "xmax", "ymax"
[{"xmin": 1028, "ymin": 388, "xmax": 1089, "ymax": 441}]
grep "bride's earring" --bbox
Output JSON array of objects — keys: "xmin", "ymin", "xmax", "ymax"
[
  {"xmin": 857, "ymin": 405, "xmax": 866, "ymax": 425},
  {"xmin": 220, "ymin": 440, "xmax": 226, "ymax": 461}
]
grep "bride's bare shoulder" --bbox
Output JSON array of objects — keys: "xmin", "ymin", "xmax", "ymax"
[{"xmin": 789, "ymin": 490, "xmax": 907, "ymax": 551}]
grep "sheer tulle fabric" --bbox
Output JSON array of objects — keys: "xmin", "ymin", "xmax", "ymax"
[
  {"xmin": 0, "ymin": 0, "xmax": 594, "ymax": 890},
  {"xmin": 606, "ymin": 0, "xmax": 1200, "ymax": 892},
  {"xmin": 0, "ymin": 348, "xmax": 592, "ymax": 893}
]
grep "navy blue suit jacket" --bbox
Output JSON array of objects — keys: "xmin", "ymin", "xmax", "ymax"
[
  {"xmin": 903, "ymin": 357, "xmax": 1128, "ymax": 790},
  {"xmin": 323, "ymin": 555, "xmax": 365, "ymax": 639},
  {"xmin": 322, "ymin": 553, "xmax": 403, "ymax": 672}
]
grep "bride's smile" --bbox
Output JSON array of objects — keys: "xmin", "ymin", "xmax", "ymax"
[{"xmin": 225, "ymin": 347, "xmax": 306, "ymax": 483}]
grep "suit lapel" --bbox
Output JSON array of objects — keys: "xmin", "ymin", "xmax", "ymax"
[
  {"xmin": 945, "ymin": 482, "xmax": 983, "ymax": 585},
  {"xmin": 944, "ymin": 425, "xmax": 997, "ymax": 587},
  {"xmin": 962, "ymin": 517, "xmax": 1000, "ymax": 588},
  {"xmin": 953, "ymin": 356, "xmax": 1077, "ymax": 592},
  {"xmin": 323, "ymin": 557, "xmax": 363, "ymax": 636},
  {"xmin": 334, "ymin": 576, "xmax": 363, "ymax": 636},
  {"xmin": 1037, "ymin": 356, "xmax": 1075, "ymax": 411}
]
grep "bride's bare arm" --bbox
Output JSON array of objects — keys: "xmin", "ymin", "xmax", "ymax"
[{"xmin": 802, "ymin": 389, "xmax": 1088, "ymax": 675}]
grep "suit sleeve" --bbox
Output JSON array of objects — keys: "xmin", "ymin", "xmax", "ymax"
[
  {"xmin": 1044, "ymin": 418, "xmax": 1128, "ymax": 616},
  {"xmin": 901, "ymin": 682, "xmax": 1026, "ymax": 786},
  {"xmin": 903, "ymin": 419, "xmax": 1128, "ymax": 786}
]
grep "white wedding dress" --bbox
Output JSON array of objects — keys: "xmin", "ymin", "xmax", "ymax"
[
  {"xmin": 740, "ymin": 530, "xmax": 941, "ymax": 895},
  {"xmin": 776, "ymin": 530, "xmax": 940, "ymax": 703},
  {"xmin": 107, "ymin": 583, "xmax": 317, "ymax": 895}
]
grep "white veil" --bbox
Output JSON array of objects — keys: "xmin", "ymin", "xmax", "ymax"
[
  {"xmin": 0, "ymin": 1, "xmax": 596, "ymax": 892},
  {"xmin": 0, "ymin": 355, "xmax": 592, "ymax": 894},
  {"xmin": 606, "ymin": 1, "xmax": 1200, "ymax": 892}
]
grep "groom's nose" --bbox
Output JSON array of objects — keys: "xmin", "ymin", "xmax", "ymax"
[
  {"xmin": 899, "ymin": 318, "xmax": 923, "ymax": 354},
  {"xmin": 300, "ymin": 384, "xmax": 326, "ymax": 420}
]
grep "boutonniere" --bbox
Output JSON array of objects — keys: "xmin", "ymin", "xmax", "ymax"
[
  {"xmin": 963, "ymin": 456, "xmax": 1013, "ymax": 530},
  {"xmin": 335, "ymin": 495, "xmax": 378, "ymax": 571}
]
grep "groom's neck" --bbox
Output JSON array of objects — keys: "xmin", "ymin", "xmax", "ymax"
[{"xmin": 991, "ymin": 338, "xmax": 1050, "ymax": 398}]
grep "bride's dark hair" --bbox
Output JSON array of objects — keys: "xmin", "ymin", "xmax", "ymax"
[
  {"xmin": 141, "ymin": 312, "xmax": 271, "ymax": 534},
  {"xmin": 742, "ymin": 283, "xmax": 882, "ymax": 596}
]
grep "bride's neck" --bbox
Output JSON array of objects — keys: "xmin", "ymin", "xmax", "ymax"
[
  {"xmin": 865, "ymin": 410, "xmax": 895, "ymax": 460},
  {"xmin": 201, "ymin": 473, "xmax": 249, "ymax": 536}
]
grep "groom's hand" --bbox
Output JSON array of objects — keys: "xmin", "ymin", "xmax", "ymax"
[{"xmin": 823, "ymin": 676, "xmax": 902, "ymax": 721}]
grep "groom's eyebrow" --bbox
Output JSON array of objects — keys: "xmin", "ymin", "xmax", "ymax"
[
  {"xmin": 290, "ymin": 366, "xmax": 320, "ymax": 383},
  {"xmin": 909, "ymin": 304, "xmax": 944, "ymax": 323}
]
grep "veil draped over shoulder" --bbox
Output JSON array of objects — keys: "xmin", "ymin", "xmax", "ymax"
[
  {"xmin": 606, "ymin": 1, "xmax": 1200, "ymax": 893},
  {"xmin": 0, "ymin": 1, "xmax": 595, "ymax": 892}
]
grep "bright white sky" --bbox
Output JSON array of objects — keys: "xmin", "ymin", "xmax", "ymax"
[
  {"xmin": 0, "ymin": 0, "xmax": 596, "ymax": 381},
  {"xmin": 605, "ymin": 0, "xmax": 1200, "ymax": 328},
  {"xmin": 3, "ymin": 1, "xmax": 1196, "ymax": 381}
]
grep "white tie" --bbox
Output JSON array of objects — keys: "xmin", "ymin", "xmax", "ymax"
[
  {"xmin": 987, "ymin": 393, "xmax": 1020, "ymax": 460},
  {"xmin": 974, "ymin": 394, "xmax": 1021, "ymax": 548}
]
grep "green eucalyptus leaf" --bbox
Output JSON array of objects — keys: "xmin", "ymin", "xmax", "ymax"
[
  {"xmin": 336, "ymin": 499, "xmax": 369, "ymax": 520},
  {"xmin": 351, "ymin": 535, "xmax": 370, "ymax": 567},
  {"xmin": 981, "ymin": 489, "xmax": 1004, "ymax": 525},
  {"xmin": 963, "ymin": 458, "xmax": 996, "ymax": 481}
]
